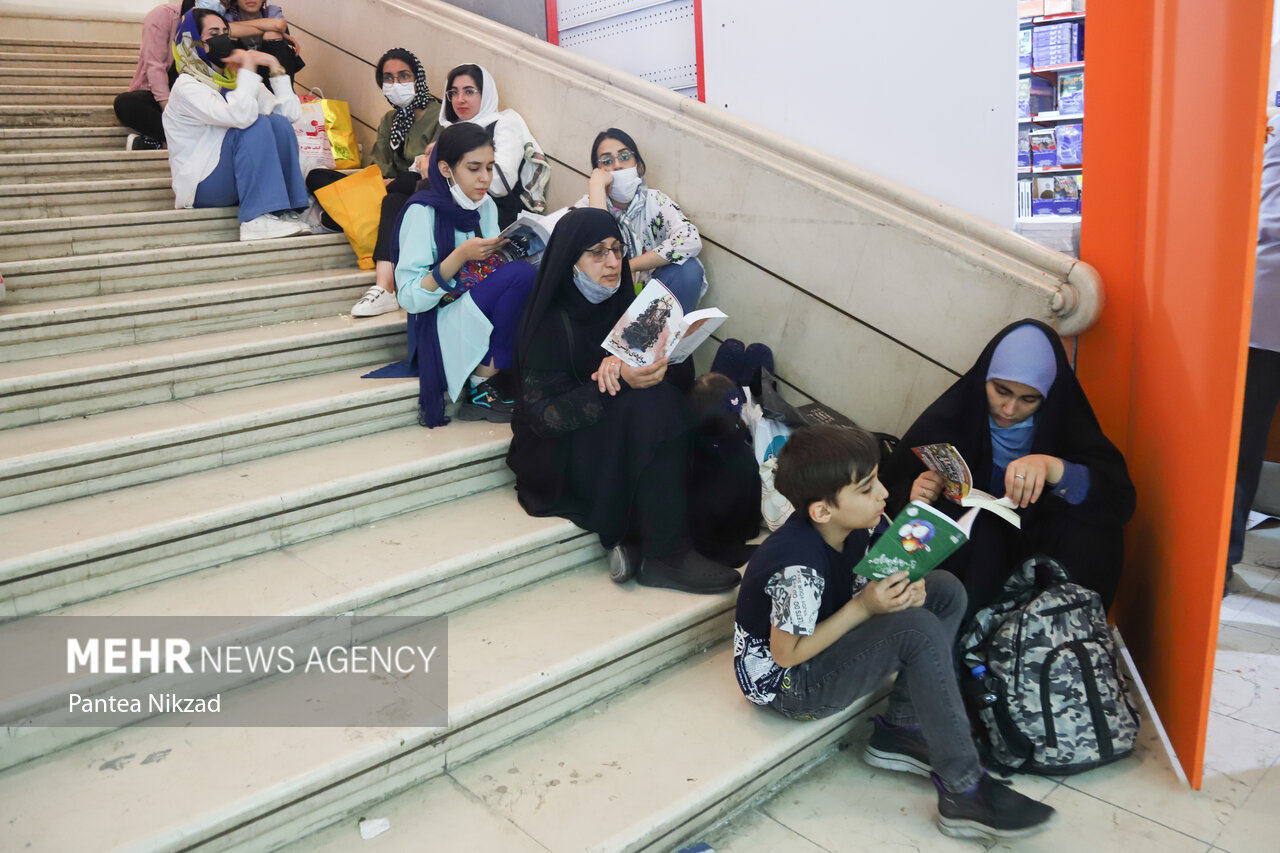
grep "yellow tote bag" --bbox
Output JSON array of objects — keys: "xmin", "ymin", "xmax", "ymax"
[
  {"xmin": 320, "ymin": 99, "xmax": 360, "ymax": 169},
  {"xmin": 313, "ymin": 165, "xmax": 386, "ymax": 270}
]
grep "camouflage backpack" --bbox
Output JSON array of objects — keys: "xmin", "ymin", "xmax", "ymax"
[{"xmin": 959, "ymin": 557, "xmax": 1140, "ymax": 775}]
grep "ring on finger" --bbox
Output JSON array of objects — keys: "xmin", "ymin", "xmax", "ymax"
[{"xmin": 1014, "ymin": 473, "xmax": 1026, "ymax": 480}]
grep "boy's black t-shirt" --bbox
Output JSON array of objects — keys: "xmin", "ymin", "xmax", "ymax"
[{"xmin": 733, "ymin": 512, "xmax": 883, "ymax": 705}]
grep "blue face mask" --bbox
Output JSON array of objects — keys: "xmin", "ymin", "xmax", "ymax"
[
  {"xmin": 572, "ymin": 265, "xmax": 617, "ymax": 304},
  {"xmin": 194, "ymin": 0, "xmax": 225, "ymax": 11}
]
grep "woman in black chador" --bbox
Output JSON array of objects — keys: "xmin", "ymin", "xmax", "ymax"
[
  {"xmin": 880, "ymin": 320, "xmax": 1136, "ymax": 615},
  {"xmin": 507, "ymin": 208, "xmax": 740, "ymax": 594}
]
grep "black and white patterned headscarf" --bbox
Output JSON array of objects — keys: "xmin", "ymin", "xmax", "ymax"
[{"xmin": 376, "ymin": 47, "xmax": 433, "ymax": 153}]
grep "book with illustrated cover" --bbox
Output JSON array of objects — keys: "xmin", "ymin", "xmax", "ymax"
[
  {"xmin": 911, "ymin": 443, "xmax": 1022, "ymax": 528},
  {"xmin": 493, "ymin": 207, "xmax": 570, "ymax": 265},
  {"xmin": 853, "ymin": 501, "xmax": 977, "ymax": 582},
  {"xmin": 601, "ymin": 280, "xmax": 727, "ymax": 367}
]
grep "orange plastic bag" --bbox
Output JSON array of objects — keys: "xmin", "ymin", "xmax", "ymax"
[{"xmin": 313, "ymin": 165, "xmax": 386, "ymax": 270}]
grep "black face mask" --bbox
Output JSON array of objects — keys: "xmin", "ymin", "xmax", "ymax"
[{"xmin": 204, "ymin": 34, "xmax": 236, "ymax": 65}]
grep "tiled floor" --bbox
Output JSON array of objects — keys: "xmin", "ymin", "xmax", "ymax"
[{"xmin": 703, "ymin": 526, "xmax": 1280, "ymax": 852}]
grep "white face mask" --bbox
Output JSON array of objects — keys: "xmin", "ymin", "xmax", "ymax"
[
  {"xmin": 607, "ymin": 167, "xmax": 642, "ymax": 205},
  {"xmin": 447, "ymin": 177, "xmax": 484, "ymax": 210},
  {"xmin": 382, "ymin": 81, "xmax": 416, "ymax": 108}
]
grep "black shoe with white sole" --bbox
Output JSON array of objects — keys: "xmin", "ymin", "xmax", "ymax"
[{"xmin": 934, "ymin": 771, "xmax": 1056, "ymax": 841}]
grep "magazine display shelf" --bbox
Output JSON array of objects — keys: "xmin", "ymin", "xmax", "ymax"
[{"xmin": 1017, "ymin": 9, "xmax": 1085, "ymax": 256}]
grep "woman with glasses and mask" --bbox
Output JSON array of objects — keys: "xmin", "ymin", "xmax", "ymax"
[
  {"xmin": 438, "ymin": 63, "xmax": 549, "ymax": 229},
  {"xmin": 574, "ymin": 128, "xmax": 707, "ymax": 313},
  {"xmin": 506, "ymin": 207, "xmax": 742, "ymax": 595},
  {"xmin": 163, "ymin": 6, "xmax": 308, "ymax": 241},
  {"xmin": 306, "ymin": 47, "xmax": 442, "ymax": 317}
]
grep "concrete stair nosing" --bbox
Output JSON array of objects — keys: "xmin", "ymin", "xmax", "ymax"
[
  {"xmin": 1, "ymin": 492, "xmax": 603, "ymax": 770},
  {"xmin": 0, "ymin": 104, "xmax": 117, "ymax": 126},
  {"xmin": 2, "ymin": 237, "xmax": 356, "ymax": 304},
  {"xmin": 0, "ymin": 37, "xmax": 141, "ymax": 51},
  {"xmin": 0, "ymin": 209, "xmax": 240, "ymax": 262},
  {"xmin": 0, "ymin": 567, "xmax": 736, "ymax": 853},
  {"xmin": 0, "ymin": 315, "xmax": 405, "ymax": 428},
  {"xmin": 0, "ymin": 275, "xmax": 380, "ymax": 361},
  {"xmin": 0, "ymin": 369, "xmax": 416, "ymax": 514},
  {"xmin": 1, "ymin": 427, "xmax": 515, "ymax": 618}
]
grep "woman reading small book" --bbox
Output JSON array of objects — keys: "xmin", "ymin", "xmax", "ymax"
[
  {"xmin": 507, "ymin": 208, "xmax": 741, "ymax": 595},
  {"xmin": 880, "ymin": 320, "xmax": 1136, "ymax": 614}
]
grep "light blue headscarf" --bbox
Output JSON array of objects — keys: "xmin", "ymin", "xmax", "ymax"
[{"xmin": 986, "ymin": 324, "xmax": 1058, "ymax": 476}]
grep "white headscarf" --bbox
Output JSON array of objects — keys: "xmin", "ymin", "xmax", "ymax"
[{"xmin": 438, "ymin": 63, "xmax": 502, "ymax": 129}]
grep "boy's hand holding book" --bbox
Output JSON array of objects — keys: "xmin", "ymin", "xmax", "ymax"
[
  {"xmin": 910, "ymin": 471, "xmax": 946, "ymax": 504},
  {"xmin": 862, "ymin": 572, "xmax": 926, "ymax": 614}
]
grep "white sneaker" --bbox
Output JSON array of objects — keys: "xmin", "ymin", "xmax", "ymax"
[
  {"xmin": 239, "ymin": 213, "xmax": 307, "ymax": 241},
  {"xmin": 351, "ymin": 285, "xmax": 400, "ymax": 317}
]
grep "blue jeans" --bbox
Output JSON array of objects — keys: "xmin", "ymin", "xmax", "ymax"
[
  {"xmin": 770, "ymin": 570, "xmax": 981, "ymax": 791},
  {"xmin": 194, "ymin": 112, "xmax": 308, "ymax": 223},
  {"xmin": 649, "ymin": 257, "xmax": 706, "ymax": 312}
]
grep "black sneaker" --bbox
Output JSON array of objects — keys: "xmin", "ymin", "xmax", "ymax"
[
  {"xmin": 609, "ymin": 543, "xmax": 640, "ymax": 583},
  {"xmin": 456, "ymin": 378, "xmax": 514, "ymax": 423},
  {"xmin": 125, "ymin": 133, "xmax": 164, "ymax": 151},
  {"xmin": 863, "ymin": 714, "xmax": 932, "ymax": 777},
  {"xmin": 934, "ymin": 771, "xmax": 1056, "ymax": 841},
  {"xmin": 637, "ymin": 549, "xmax": 741, "ymax": 594}
]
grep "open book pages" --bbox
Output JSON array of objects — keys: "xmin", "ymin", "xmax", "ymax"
[
  {"xmin": 853, "ymin": 501, "xmax": 970, "ymax": 583},
  {"xmin": 601, "ymin": 280, "xmax": 727, "ymax": 367},
  {"xmin": 961, "ymin": 488, "xmax": 1022, "ymax": 529},
  {"xmin": 493, "ymin": 206, "xmax": 570, "ymax": 265}
]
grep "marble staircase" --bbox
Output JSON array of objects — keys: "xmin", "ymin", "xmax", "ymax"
[{"xmin": 0, "ymin": 24, "xmax": 880, "ymax": 853}]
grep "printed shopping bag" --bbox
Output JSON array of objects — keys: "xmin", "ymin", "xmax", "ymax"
[
  {"xmin": 312, "ymin": 165, "xmax": 386, "ymax": 270},
  {"xmin": 293, "ymin": 97, "xmax": 335, "ymax": 174}
]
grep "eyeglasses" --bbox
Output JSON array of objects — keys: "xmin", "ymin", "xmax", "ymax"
[
  {"xmin": 582, "ymin": 244, "xmax": 625, "ymax": 261},
  {"xmin": 446, "ymin": 87, "xmax": 480, "ymax": 100},
  {"xmin": 381, "ymin": 71, "xmax": 414, "ymax": 84},
  {"xmin": 597, "ymin": 150, "xmax": 634, "ymax": 167}
]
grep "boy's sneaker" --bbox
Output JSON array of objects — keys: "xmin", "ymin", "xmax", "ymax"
[
  {"xmin": 456, "ymin": 378, "xmax": 514, "ymax": 423},
  {"xmin": 863, "ymin": 714, "xmax": 932, "ymax": 777},
  {"xmin": 933, "ymin": 771, "xmax": 1056, "ymax": 842},
  {"xmin": 637, "ymin": 549, "xmax": 740, "ymax": 594},
  {"xmin": 125, "ymin": 133, "xmax": 164, "ymax": 151},
  {"xmin": 609, "ymin": 543, "xmax": 640, "ymax": 583},
  {"xmin": 351, "ymin": 285, "xmax": 399, "ymax": 317}
]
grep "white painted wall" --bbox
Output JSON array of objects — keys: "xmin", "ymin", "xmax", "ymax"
[{"xmin": 701, "ymin": 0, "xmax": 1016, "ymax": 229}]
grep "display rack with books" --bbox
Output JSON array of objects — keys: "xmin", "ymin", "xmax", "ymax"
[{"xmin": 1016, "ymin": 1, "xmax": 1085, "ymax": 256}]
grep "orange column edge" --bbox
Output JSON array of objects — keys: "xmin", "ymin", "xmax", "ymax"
[{"xmin": 1078, "ymin": 0, "xmax": 1272, "ymax": 788}]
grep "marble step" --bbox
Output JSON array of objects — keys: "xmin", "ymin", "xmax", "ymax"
[
  {"xmin": 0, "ymin": 175, "xmax": 173, "ymax": 219},
  {"xmin": 0, "ymin": 66, "xmax": 133, "ymax": 83},
  {"xmin": 0, "ymin": 365, "xmax": 416, "ymax": 515},
  {"xmin": 283, "ymin": 646, "xmax": 880, "ymax": 853},
  {"xmin": 0, "ymin": 206, "xmax": 236, "ymax": 262},
  {"xmin": 0, "ymin": 85, "xmax": 120, "ymax": 106},
  {"xmin": 0, "ymin": 37, "xmax": 139, "ymax": 55},
  {"xmin": 0, "ymin": 148, "xmax": 168, "ymax": 185},
  {"xmin": 0, "ymin": 563, "xmax": 733, "ymax": 853},
  {"xmin": 0, "ymin": 487, "xmax": 601, "ymax": 771},
  {"xmin": 0, "ymin": 125, "xmax": 130, "ymax": 154},
  {"xmin": 0, "ymin": 268, "xmax": 380, "ymax": 361},
  {"xmin": 0, "ymin": 103, "xmax": 116, "ymax": 126},
  {"xmin": 0, "ymin": 51, "xmax": 136, "ymax": 68},
  {"xmin": 1, "ymin": 232, "xmax": 353, "ymax": 304},
  {"xmin": 0, "ymin": 311, "xmax": 404, "ymax": 429},
  {"xmin": 0, "ymin": 418, "xmax": 513, "ymax": 619}
]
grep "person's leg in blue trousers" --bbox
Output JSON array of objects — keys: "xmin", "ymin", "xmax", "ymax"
[
  {"xmin": 465, "ymin": 260, "xmax": 537, "ymax": 369},
  {"xmin": 650, "ymin": 257, "xmax": 706, "ymax": 312},
  {"xmin": 193, "ymin": 114, "xmax": 308, "ymax": 223},
  {"xmin": 1227, "ymin": 346, "xmax": 1280, "ymax": 584}
]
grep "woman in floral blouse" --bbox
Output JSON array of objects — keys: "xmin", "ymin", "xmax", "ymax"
[{"xmin": 575, "ymin": 128, "xmax": 707, "ymax": 312}]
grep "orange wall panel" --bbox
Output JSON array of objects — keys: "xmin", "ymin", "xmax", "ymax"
[{"xmin": 1078, "ymin": 0, "xmax": 1272, "ymax": 788}]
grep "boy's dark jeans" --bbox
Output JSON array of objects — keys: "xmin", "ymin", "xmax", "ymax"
[{"xmin": 770, "ymin": 570, "xmax": 981, "ymax": 791}]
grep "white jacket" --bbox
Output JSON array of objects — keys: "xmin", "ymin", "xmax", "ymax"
[{"xmin": 163, "ymin": 70, "xmax": 301, "ymax": 209}]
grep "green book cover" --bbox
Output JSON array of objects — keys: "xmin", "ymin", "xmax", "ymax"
[{"xmin": 853, "ymin": 501, "xmax": 972, "ymax": 582}]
